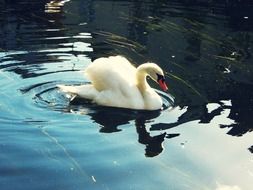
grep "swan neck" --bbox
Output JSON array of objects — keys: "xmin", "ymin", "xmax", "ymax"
[{"xmin": 136, "ymin": 68, "xmax": 149, "ymax": 92}]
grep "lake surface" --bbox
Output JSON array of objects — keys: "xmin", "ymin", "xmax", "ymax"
[{"xmin": 0, "ymin": 0, "xmax": 253, "ymax": 190}]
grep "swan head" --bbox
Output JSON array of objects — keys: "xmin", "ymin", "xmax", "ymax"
[{"xmin": 137, "ymin": 63, "xmax": 168, "ymax": 91}]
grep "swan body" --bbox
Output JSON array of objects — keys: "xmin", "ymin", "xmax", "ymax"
[{"xmin": 58, "ymin": 56, "xmax": 168, "ymax": 110}]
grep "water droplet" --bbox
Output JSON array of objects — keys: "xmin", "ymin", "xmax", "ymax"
[
  {"xmin": 224, "ymin": 68, "xmax": 231, "ymax": 73},
  {"xmin": 113, "ymin": 161, "xmax": 120, "ymax": 166},
  {"xmin": 231, "ymin": 51, "xmax": 236, "ymax": 56},
  {"xmin": 91, "ymin": 175, "xmax": 96, "ymax": 182}
]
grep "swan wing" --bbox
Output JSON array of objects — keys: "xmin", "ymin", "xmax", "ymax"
[{"xmin": 85, "ymin": 56, "xmax": 137, "ymax": 91}]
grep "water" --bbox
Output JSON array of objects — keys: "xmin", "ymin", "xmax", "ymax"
[{"xmin": 0, "ymin": 0, "xmax": 253, "ymax": 190}]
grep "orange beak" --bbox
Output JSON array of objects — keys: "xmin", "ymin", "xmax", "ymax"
[{"xmin": 158, "ymin": 79, "xmax": 168, "ymax": 91}]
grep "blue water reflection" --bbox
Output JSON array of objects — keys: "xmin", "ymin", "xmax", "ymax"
[{"xmin": 1, "ymin": 0, "xmax": 253, "ymax": 190}]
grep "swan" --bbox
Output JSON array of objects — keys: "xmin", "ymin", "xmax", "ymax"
[{"xmin": 58, "ymin": 55, "xmax": 168, "ymax": 110}]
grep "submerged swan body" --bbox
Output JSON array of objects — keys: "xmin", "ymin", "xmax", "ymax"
[{"xmin": 58, "ymin": 56, "xmax": 168, "ymax": 110}]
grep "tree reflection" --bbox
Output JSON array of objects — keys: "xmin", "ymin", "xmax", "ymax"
[{"xmin": 0, "ymin": 0, "xmax": 71, "ymax": 78}]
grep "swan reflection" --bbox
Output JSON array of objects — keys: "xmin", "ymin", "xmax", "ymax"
[
  {"xmin": 135, "ymin": 116, "xmax": 166, "ymax": 157},
  {"xmin": 69, "ymin": 97, "xmax": 177, "ymax": 157}
]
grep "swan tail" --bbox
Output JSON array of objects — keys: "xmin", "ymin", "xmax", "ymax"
[
  {"xmin": 57, "ymin": 85, "xmax": 78, "ymax": 94},
  {"xmin": 57, "ymin": 84, "xmax": 98, "ymax": 100}
]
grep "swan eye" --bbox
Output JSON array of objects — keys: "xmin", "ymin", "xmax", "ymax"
[{"xmin": 156, "ymin": 73, "xmax": 165, "ymax": 82}]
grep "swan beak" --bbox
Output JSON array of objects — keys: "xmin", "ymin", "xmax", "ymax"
[{"xmin": 158, "ymin": 79, "xmax": 168, "ymax": 91}]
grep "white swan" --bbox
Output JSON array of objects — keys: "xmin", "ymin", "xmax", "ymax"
[{"xmin": 58, "ymin": 55, "xmax": 168, "ymax": 110}]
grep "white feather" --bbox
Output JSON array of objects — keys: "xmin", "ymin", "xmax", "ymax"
[{"xmin": 58, "ymin": 55, "xmax": 166, "ymax": 110}]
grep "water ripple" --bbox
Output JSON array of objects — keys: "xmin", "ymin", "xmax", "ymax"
[{"xmin": 21, "ymin": 80, "xmax": 174, "ymax": 114}]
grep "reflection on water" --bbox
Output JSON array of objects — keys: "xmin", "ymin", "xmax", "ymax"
[
  {"xmin": 1, "ymin": 0, "xmax": 253, "ymax": 190},
  {"xmin": 45, "ymin": 0, "xmax": 70, "ymax": 13},
  {"xmin": 66, "ymin": 93, "xmax": 173, "ymax": 157}
]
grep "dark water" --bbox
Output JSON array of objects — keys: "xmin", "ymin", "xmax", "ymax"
[{"xmin": 1, "ymin": 0, "xmax": 253, "ymax": 190}]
